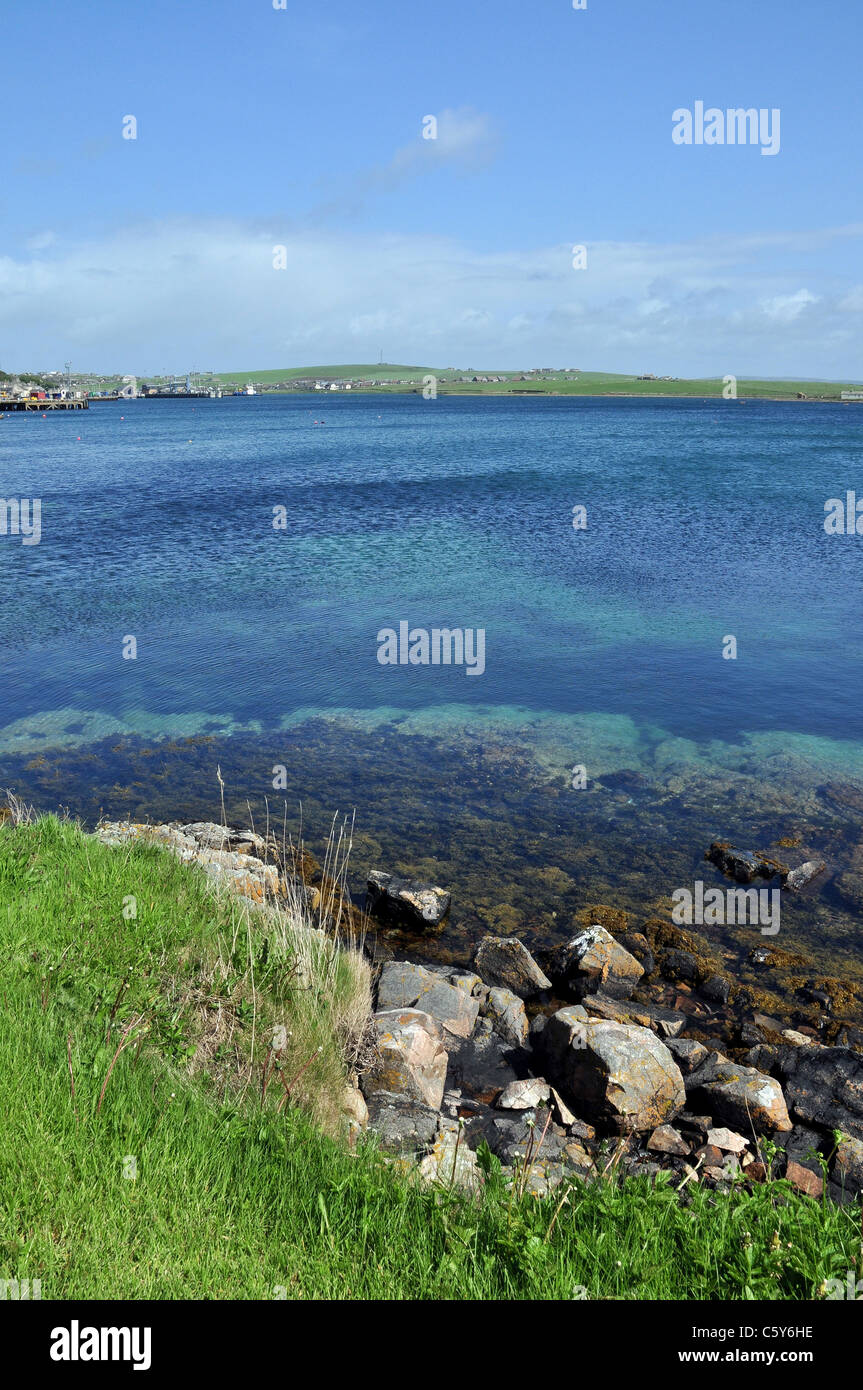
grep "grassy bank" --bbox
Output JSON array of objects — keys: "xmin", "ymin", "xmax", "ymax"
[{"xmin": 1, "ymin": 815, "xmax": 860, "ymax": 1300}]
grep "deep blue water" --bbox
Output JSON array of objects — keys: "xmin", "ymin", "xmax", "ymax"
[{"xmin": 3, "ymin": 392, "xmax": 863, "ymax": 775}]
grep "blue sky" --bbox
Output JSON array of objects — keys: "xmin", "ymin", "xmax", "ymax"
[{"xmin": 2, "ymin": 0, "xmax": 862, "ymax": 375}]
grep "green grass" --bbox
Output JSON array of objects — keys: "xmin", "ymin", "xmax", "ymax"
[{"xmin": 1, "ymin": 816, "xmax": 860, "ymax": 1299}]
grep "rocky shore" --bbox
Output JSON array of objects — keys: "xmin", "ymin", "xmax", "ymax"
[{"xmin": 94, "ymin": 818, "xmax": 863, "ymax": 1205}]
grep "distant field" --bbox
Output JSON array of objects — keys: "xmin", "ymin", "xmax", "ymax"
[
  {"xmin": 81, "ymin": 365, "xmax": 862, "ymax": 401},
  {"xmin": 208, "ymin": 365, "xmax": 860, "ymax": 400}
]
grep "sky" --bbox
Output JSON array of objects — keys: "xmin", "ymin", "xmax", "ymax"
[{"xmin": 1, "ymin": 0, "xmax": 862, "ymax": 377}]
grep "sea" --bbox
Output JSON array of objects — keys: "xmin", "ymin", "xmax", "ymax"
[{"xmin": 4, "ymin": 392, "xmax": 863, "ymax": 1008}]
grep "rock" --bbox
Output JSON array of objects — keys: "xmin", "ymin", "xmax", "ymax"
[
  {"xmin": 705, "ymin": 1156, "xmax": 740, "ymax": 1183},
  {"xmin": 418, "ymin": 1127, "xmax": 481, "ymax": 1189},
  {"xmin": 94, "ymin": 821, "xmax": 280, "ymax": 904},
  {"xmin": 563, "ymin": 1141, "xmax": 596, "ymax": 1177},
  {"xmin": 701, "ymin": 975, "xmax": 730, "ymax": 1007},
  {"xmin": 433, "ymin": 965, "xmax": 484, "ymax": 996},
  {"xmin": 518, "ymin": 1160, "xmax": 572, "ymax": 1194},
  {"xmin": 785, "ymin": 1160, "xmax": 823, "ymax": 1198},
  {"xmin": 363, "ymin": 1093, "xmax": 440, "ymax": 1154},
  {"xmin": 476, "ymin": 1113, "xmax": 568, "ymax": 1166},
  {"xmin": 550, "ymin": 926, "xmax": 644, "ymax": 1001},
  {"xmin": 676, "ymin": 1111, "xmax": 712, "ymax": 1141},
  {"xmin": 179, "ymin": 822, "xmax": 268, "ymax": 855},
  {"xmin": 366, "ymin": 871, "xmax": 451, "ymax": 929},
  {"xmin": 497, "ymin": 1078, "xmax": 551, "ymax": 1110},
  {"xmin": 581, "ymin": 992, "xmax": 686, "ymax": 1038},
  {"xmin": 707, "ymin": 1127, "xmax": 748, "ymax": 1154},
  {"xmin": 706, "ymin": 843, "xmax": 781, "ymax": 883},
  {"xmin": 647, "ymin": 1124, "xmax": 690, "ymax": 1156},
  {"xmin": 832, "ymin": 1134, "xmax": 863, "ymax": 1197},
  {"xmin": 363, "ymin": 1009, "xmax": 448, "ymax": 1110},
  {"xmin": 665, "ymin": 1038, "xmax": 710, "ymax": 1074},
  {"xmin": 753, "ymin": 1012, "xmax": 785, "ymax": 1036},
  {"xmin": 529, "ymin": 1014, "xmax": 548, "ymax": 1043},
  {"xmin": 619, "ymin": 931, "xmax": 655, "ymax": 975},
  {"xmin": 762, "ymin": 1045, "xmax": 863, "ymax": 1141},
  {"xmin": 474, "ymin": 936, "xmax": 551, "ymax": 998},
  {"xmin": 537, "ymin": 1004, "xmax": 589, "ymax": 1052},
  {"xmin": 747, "ymin": 1161, "xmax": 768, "ymax": 1182},
  {"xmin": 543, "ymin": 1014, "xmax": 685, "ymax": 1134},
  {"xmin": 445, "ymin": 1030, "xmax": 523, "ymax": 1104},
  {"xmin": 783, "ymin": 860, "xmax": 825, "ymax": 892},
  {"xmin": 483, "ymin": 987, "xmax": 529, "ymax": 1047},
  {"xmin": 686, "ymin": 1057, "xmax": 792, "ymax": 1135},
  {"xmin": 660, "ymin": 949, "xmax": 699, "ymax": 985},
  {"xmin": 836, "ymin": 1024, "xmax": 863, "ymax": 1052},
  {"xmin": 550, "ymin": 1086, "xmax": 576, "ymax": 1126},
  {"xmin": 376, "ymin": 961, "xmax": 479, "ymax": 1039},
  {"xmin": 782, "ymin": 1029, "xmax": 817, "ymax": 1047},
  {"xmin": 801, "ymin": 985, "xmax": 832, "ymax": 1012},
  {"xmin": 774, "ymin": 1124, "xmax": 825, "ymax": 1183}
]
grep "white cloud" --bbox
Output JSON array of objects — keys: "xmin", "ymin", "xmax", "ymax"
[
  {"xmin": 1, "ymin": 219, "xmax": 861, "ymax": 377},
  {"xmin": 759, "ymin": 288, "xmax": 819, "ymax": 322}
]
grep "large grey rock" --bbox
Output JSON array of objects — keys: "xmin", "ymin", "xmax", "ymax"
[
  {"xmin": 376, "ymin": 961, "xmax": 479, "ymax": 1039},
  {"xmin": 542, "ymin": 1014, "xmax": 685, "ymax": 1134},
  {"xmin": 474, "ymin": 936, "xmax": 551, "ymax": 998},
  {"xmin": 364, "ymin": 1093, "xmax": 440, "ymax": 1154},
  {"xmin": 686, "ymin": 1056, "xmax": 792, "ymax": 1135},
  {"xmin": 366, "ymin": 871, "xmax": 451, "ymax": 928},
  {"xmin": 483, "ymin": 987, "xmax": 529, "ymax": 1047},
  {"xmin": 363, "ymin": 1009, "xmax": 448, "ymax": 1110},
  {"xmin": 550, "ymin": 926, "xmax": 644, "ymax": 1001}
]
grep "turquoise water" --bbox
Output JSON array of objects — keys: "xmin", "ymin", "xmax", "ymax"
[{"xmin": 3, "ymin": 392, "xmax": 863, "ymax": 769}]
